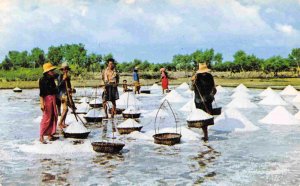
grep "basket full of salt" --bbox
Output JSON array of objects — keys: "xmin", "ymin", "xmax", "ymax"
[
  {"xmin": 117, "ymin": 118, "xmax": 143, "ymax": 134},
  {"xmin": 141, "ymin": 90, "xmax": 151, "ymax": 94},
  {"xmin": 109, "ymin": 108, "xmax": 125, "ymax": 115},
  {"xmin": 122, "ymin": 106, "xmax": 141, "ymax": 119},
  {"xmin": 89, "ymin": 98, "xmax": 103, "ymax": 108},
  {"xmin": 83, "ymin": 109, "xmax": 105, "ymax": 122},
  {"xmin": 63, "ymin": 121, "xmax": 91, "ymax": 139},
  {"xmin": 91, "ymin": 142, "xmax": 125, "ymax": 153},
  {"xmin": 187, "ymin": 108, "xmax": 214, "ymax": 128},
  {"xmin": 212, "ymin": 107, "xmax": 222, "ymax": 115},
  {"xmin": 153, "ymin": 100, "xmax": 181, "ymax": 146}
]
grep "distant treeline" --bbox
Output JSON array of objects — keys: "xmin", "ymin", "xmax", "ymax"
[{"xmin": 1, "ymin": 43, "xmax": 300, "ymax": 78}]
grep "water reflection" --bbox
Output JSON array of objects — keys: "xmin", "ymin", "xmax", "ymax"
[{"xmin": 40, "ymin": 158, "xmax": 70, "ymax": 185}]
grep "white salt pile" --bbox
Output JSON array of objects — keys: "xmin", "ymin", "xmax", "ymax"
[
  {"xmin": 66, "ymin": 114, "xmax": 87, "ymax": 124},
  {"xmin": 259, "ymin": 87, "xmax": 275, "ymax": 97},
  {"xmin": 85, "ymin": 109, "xmax": 105, "ymax": 117},
  {"xmin": 91, "ymin": 89, "xmax": 103, "ymax": 97},
  {"xmin": 280, "ymin": 85, "xmax": 298, "ymax": 96},
  {"xmin": 186, "ymin": 108, "xmax": 213, "ymax": 121},
  {"xmin": 176, "ymin": 82, "xmax": 189, "ymax": 90},
  {"xmin": 76, "ymin": 102, "xmax": 90, "ymax": 113},
  {"xmin": 180, "ymin": 99, "xmax": 196, "ymax": 112},
  {"xmin": 210, "ymin": 108, "xmax": 259, "ymax": 132},
  {"xmin": 232, "ymin": 84, "xmax": 249, "ymax": 92},
  {"xmin": 259, "ymin": 106, "xmax": 299, "ymax": 125},
  {"xmin": 79, "ymin": 97, "xmax": 89, "ymax": 103},
  {"xmin": 226, "ymin": 97, "xmax": 258, "ymax": 109},
  {"xmin": 216, "ymin": 85, "xmax": 228, "ymax": 93},
  {"xmin": 184, "ymin": 89, "xmax": 194, "ymax": 95},
  {"xmin": 161, "ymin": 90, "xmax": 186, "ymax": 103},
  {"xmin": 65, "ymin": 121, "xmax": 90, "ymax": 133},
  {"xmin": 259, "ymin": 92, "xmax": 288, "ymax": 106},
  {"xmin": 118, "ymin": 119, "xmax": 142, "ymax": 128},
  {"xmin": 13, "ymin": 87, "xmax": 22, "ymax": 91},
  {"xmin": 117, "ymin": 92, "xmax": 141, "ymax": 107},
  {"xmin": 89, "ymin": 98, "xmax": 102, "ymax": 104},
  {"xmin": 295, "ymin": 111, "xmax": 300, "ymax": 120},
  {"xmin": 293, "ymin": 94, "xmax": 300, "ymax": 103},
  {"xmin": 231, "ymin": 91, "xmax": 252, "ymax": 99},
  {"xmin": 145, "ymin": 109, "xmax": 170, "ymax": 118},
  {"xmin": 150, "ymin": 83, "xmax": 160, "ymax": 90},
  {"xmin": 122, "ymin": 106, "xmax": 141, "ymax": 114}
]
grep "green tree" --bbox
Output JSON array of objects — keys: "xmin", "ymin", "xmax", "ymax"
[
  {"xmin": 263, "ymin": 56, "xmax": 289, "ymax": 77},
  {"xmin": 29, "ymin": 47, "xmax": 45, "ymax": 68},
  {"xmin": 1, "ymin": 56, "xmax": 13, "ymax": 70},
  {"xmin": 47, "ymin": 46, "xmax": 63, "ymax": 65},
  {"xmin": 288, "ymin": 48, "xmax": 300, "ymax": 75}
]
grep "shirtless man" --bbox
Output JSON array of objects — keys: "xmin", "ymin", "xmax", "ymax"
[{"xmin": 102, "ymin": 58, "xmax": 119, "ymax": 118}]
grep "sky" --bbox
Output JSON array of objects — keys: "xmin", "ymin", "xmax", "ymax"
[{"xmin": 0, "ymin": 0, "xmax": 300, "ymax": 63}]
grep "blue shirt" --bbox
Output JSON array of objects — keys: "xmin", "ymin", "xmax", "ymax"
[{"xmin": 133, "ymin": 71, "xmax": 139, "ymax": 82}]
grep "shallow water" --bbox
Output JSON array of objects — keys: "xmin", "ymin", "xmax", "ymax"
[{"xmin": 1, "ymin": 87, "xmax": 300, "ymax": 185}]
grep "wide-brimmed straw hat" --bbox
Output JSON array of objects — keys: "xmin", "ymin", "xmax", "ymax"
[
  {"xmin": 197, "ymin": 63, "xmax": 211, "ymax": 73},
  {"xmin": 43, "ymin": 63, "xmax": 56, "ymax": 73},
  {"xmin": 160, "ymin": 68, "xmax": 165, "ymax": 72},
  {"xmin": 60, "ymin": 62, "xmax": 71, "ymax": 70}
]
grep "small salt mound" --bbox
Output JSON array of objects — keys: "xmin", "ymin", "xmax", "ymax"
[
  {"xmin": 210, "ymin": 108, "xmax": 259, "ymax": 132},
  {"xmin": 76, "ymin": 102, "xmax": 90, "ymax": 113},
  {"xmin": 280, "ymin": 85, "xmax": 298, "ymax": 96},
  {"xmin": 79, "ymin": 97, "xmax": 89, "ymax": 103},
  {"xmin": 180, "ymin": 99, "xmax": 196, "ymax": 112},
  {"xmin": 89, "ymin": 98, "xmax": 102, "ymax": 104},
  {"xmin": 161, "ymin": 90, "xmax": 186, "ymax": 103},
  {"xmin": 231, "ymin": 91, "xmax": 252, "ymax": 99},
  {"xmin": 186, "ymin": 108, "xmax": 213, "ymax": 121},
  {"xmin": 293, "ymin": 94, "xmax": 300, "ymax": 103},
  {"xmin": 150, "ymin": 83, "xmax": 160, "ymax": 90},
  {"xmin": 122, "ymin": 106, "xmax": 141, "ymax": 114},
  {"xmin": 226, "ymin": 97, "xmax": 258, "ymax": 109},
  {"xmin": 145, "ymin": 109, "xmax": 169, "ymax": 118},
  {"xmin": 216, "ymin": 85, "xmax": 228, "ymax": 93},
  {"xmin": 85, "ymin": 109, "xmax": 105, "ymax": 117},
  {"xmin": 117, "ymin": 92, "xmax": 141, "ymax": 107},
  {"xmin": 232, "ymin": 84, "xmax": 249, "ymax": 92},
  {"xmin": 259, "ymin": 92, "xmax": 288, "ymax": 106},
  {"xmin": 259, "ymin": 87, "xmax": 275, "ymax": 97},
  {"xmin": 65, "ymin": 121, "xmax": 90, "ymax": 133},
  {"xmin": 118, "ymin": 119, "xmax": 142, "ymax": 128},
  {"xmin": 176, "ymin": 82, "xmax": 189, "ymax": 90},
  {"xmin": 259, "ymin": 106, "xmax": 299, "ymax": 125},
  {"xmin": 13, "ymin": 87, "xmax": 22, "ymax": 91}
]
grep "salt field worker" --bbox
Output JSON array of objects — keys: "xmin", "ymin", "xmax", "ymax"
[
  {"xmin": 102, "ymin": 58, "xmax": 119, "ymax": 118},
  {"xmin": 192, "ymin": 63, "xmax": 216, "ymax": 141},
  {"xmin": 133, "ymin": 67, "xmax": 140, "ymax": 94},
  {"xmin": 57, "ymin": 62, "xmax": 75, "ymax": 129},
  {"xmin": 123, "ymin": 79, "xmax": 128, "ymax": 92},
  {"xmin": 160, "ymin": 68, "xmax": 169, "ymax": 94},
  {"xmin": 39, "ymin": 62, "xmax": 59, "ymax": 144}
]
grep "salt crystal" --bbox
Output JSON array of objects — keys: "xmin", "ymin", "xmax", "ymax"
[
  {"xmin": 176, "ymin": 82, "xmax": 189, "ymax": 90},
  {"xmin": 76, "ymin": 102, "xmax": 90, "ymax": 113},
  {"xmin": 280, "ymin": 85, "xmax": 298, "ymax": 96},
  {"xmin": 210, "ymin": 108, "xmax": 259, "ymax": 132},
  {"xmin": 186, "ymin": 108, "xmax": 213, "ymax": 121},
  {"xmin": 295, "ymin": 110, "xmax": 300, "ymax": 120},
  {"xmin": 65, "ymin": 121, "xmax": 90, "ymax": 133},
  {"xmin": 259, "ymin": 106, "xmax": 299, "ymax": 125},
  {"xmin": 259, "ymin": 92, "xmax": 288, "ymax": 106},
  {"xmin": 161, "ymin": 90, "xmax": 187, "ymax": 103},
  {"xmin": 259, "ymin": 87, "xmax": 275, "ymax": 97},
  {"xmin": 118, "ymin": 119, "xmax": 142, "ymax": 128},
  {"xmin": 232, "ymin": 84, "xmax": 249, "ymax": 92},
  {"xmin": 226, "ymin": 97, "xmax": 258, "ymax": 108},
  {"xmin": 13, "ymin": 87, "xmax": 22, "ymax": 91},
  {"xmin": 180, "ymin": 99, "xmax": 196, "ymax": 112}
]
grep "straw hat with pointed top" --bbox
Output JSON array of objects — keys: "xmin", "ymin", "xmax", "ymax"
[
  {"xmin": 43, "ymin": 63, "xmax": 56, "ymax": 73},
  {"xmin": 197, "ymin": 63, "xmax": 211, "ymax": 73}
]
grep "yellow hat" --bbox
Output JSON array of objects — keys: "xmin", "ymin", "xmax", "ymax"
[
  {"xmin": 43, "ymin": 63, "xmax": 56, "ymax": 73},
  {"xmin": 197, "ymin": 63, "xmax": 210, "ymax": 73}
]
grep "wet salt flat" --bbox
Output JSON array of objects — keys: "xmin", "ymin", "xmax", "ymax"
[{"xmin": 1, "ymin": 85, "xmax": 300, "ymax": 185}]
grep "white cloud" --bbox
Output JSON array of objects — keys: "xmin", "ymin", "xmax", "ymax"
[{"xmin": 275, "ymin": 23, "xmax": 297, "ymax": 35}]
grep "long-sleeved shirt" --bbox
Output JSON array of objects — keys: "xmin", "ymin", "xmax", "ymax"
[
  {"xmin": 194, "ymin": 72, "xmax": 216, "ymax": 102},
  {"xmin": 133, "ymin": 71, "xmax": 139, "ymax": 82},
  {"xmin": 57, "ymin": 74, "xmax": 71, "ymax": 96},
  {"xmin": 39, "ymin": 74, "xmax": 57, "ymax": 97}
]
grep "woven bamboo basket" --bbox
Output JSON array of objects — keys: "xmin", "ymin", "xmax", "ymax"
[
  {"xmin": 141, "ymin": 90, "xmax": 151, "ymax": 94},
  {"xmin": 89, "ymin": 103, "xmax": 103, "ymax": 108},
  {"xmin": 83, "ymin": 116, "xmax": 103, "ymax": 123},
  {"xmin": 91, "ymin": 142, "xmax": 125, "ymax": 153},
  {"xmin": 212, "ymin": 107, "xmax": 222, "ymax": 115},
  {"xmin": 13, "ymin": 89, "xmax": 22, "ymax": 93},
  {"xmin": 187, "ymin": 118, "xmax": 214, "ymax": 128},
  {"xmin": 122, "ymin": 113, "xmax": 141, "ymax": 119},
  {"xmin": 63, "ymin": 131, "xmax": 90, "ymax": 139},
  {"xmin": 117, "ymin": 126, "xmax": 143, "ymax": 134},
  {"xmin": 153, "ymin": 133, "xmax": 181, "ymax": 146}
]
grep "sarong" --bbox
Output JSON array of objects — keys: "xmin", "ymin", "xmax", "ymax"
[
  {"xmin": 162, "ymin": 77, "xmax": 169, "ymax": 90},
  {"xmin": 40, "ymin": 95, "xmax": 58, "ymax": 136},
  {"xmin": 102, "ymin": 84, "xmax": 119, "ymax": 101}
]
